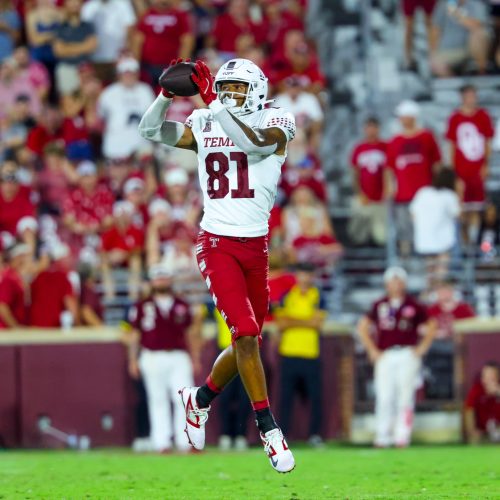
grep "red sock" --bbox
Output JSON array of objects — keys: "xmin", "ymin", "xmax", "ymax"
[
  {"xmin": 206, "ymin": 375, "xmax": 222, "ymax": 394},
  {"xmin": 251, "ymin": 398, "xmax": 270, "ymax": 411}
]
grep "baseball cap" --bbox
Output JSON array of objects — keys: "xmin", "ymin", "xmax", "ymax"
[
  {"xmin": 50, "ymin": 242, "xmax": 70, "ymax": 261},
  {"xmin": 148, "ymin": 198, "xmax": 172, "ymax": 217},
  {"xmin": 164, "ymin": 168, "xmax": 189, "ymax": 187},
  {"xmin": 383, "ymin": 266, "xmax": 408, "ymax": 283},
  {"xmin": 148, "ymin": 262, "xmax": 174, "ymax": 280},
  {"xmin": 77, "ymin": 160, "xmax": 97, "ymax": 176},
  {"xmin": 117, "ymin": 57, "xmax": 139, "ymax": 74},
  {"xmin": 395, "ymin": 100, "xmax": 420, "ymax": 118},
  {"xmin": 113, "ymin": 200, "xmax": 135, "ymax": 217},
  {"xmin": 123, "ymin": 177, "xmax": 145, "ymax": 195}
]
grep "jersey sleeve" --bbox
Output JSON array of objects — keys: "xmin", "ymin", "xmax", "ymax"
[
  {"xmin": 445, "ymin": 113, "xmax": 457, "ymax": 141},
  {"xmin": 264, "ymin": 108, "xmax": 296, "ymax": 142}
]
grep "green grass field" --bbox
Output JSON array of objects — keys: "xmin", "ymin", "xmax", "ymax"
[{"xmin": 0, "ymin": 445, "xmax": 499, "ymax": 499}]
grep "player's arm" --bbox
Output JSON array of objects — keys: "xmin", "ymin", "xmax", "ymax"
[
  {"xmin": 191, "ymin": 60, "xmax": 289, "ymax": 156},
  {"xmin": 414, "ymin": 317, "xmax": 437, "ymax": 357},
  {"xmin": 0, "ymin": 302, "xmax": 21, "ymax": 328},
  {"xmin": 209, "ymin": 100, "xmax": 288, "ymax": 156},
  {"xmin": 138, "ymin": 93, "xmax": 197, "ymax": 151},
  {"xmin": 357, "ymin": 315, "xmax": 381, "ymax": 363}
]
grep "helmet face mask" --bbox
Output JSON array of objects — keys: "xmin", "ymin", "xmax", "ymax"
[{"xmin": 214, "ymin": 59, "xmax": 269, "ymax": 116}]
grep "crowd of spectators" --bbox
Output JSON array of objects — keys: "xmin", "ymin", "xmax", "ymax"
[
  {"xmin": 349, "ymin": 84, "xmax": 496, "ymax": 292},
  {"xmin": 0, "ymin": 0, "xmax": 333, "ymax": 330}
]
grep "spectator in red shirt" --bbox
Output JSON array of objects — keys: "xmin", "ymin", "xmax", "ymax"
[
  {"xmin": 464, "ymin": 362, "xmax": 500, "ymax": 443},
  {"xmin": 133, "ymin": 0, "xmax": 194, "ymax": 87},
  {"xmin": 279, "ymin": 128, "xmax": 326, "ymax": 203},
  {"xmin": 261, "ymin": 0, "xmax": 303, "ymax": 56},
  {"xmin": 348, "ymin": 117, "xmax": 388, "ymax": 246},
  {"xmin": 30, "ymin": 242, "xmax": 78, "ymax": 327},
  {"xmin": 101, "ymin": 200, "xmax": 144, "ymax": 300},
  {"xmin": 446, "ymin": 84, "xmax": 495, "ymax": 244},
  {"xmin": 36, "ymin": 143, "xmax": 74, "ymax": 216},
  {"xmin": 358, "ymin": 267, "xmax": 437, "ymax": 447},
  {"xmin": 272, "ymin": 30, "xmax": 326, "ymax": 95},
  {"xmin": 161, "ymin": 167, "xmax": 201, "ymax": 229},
  {"xmin": 63, "ymin": 160, "xmax": 114, "ymax": 252},
  {"xmin": 0, "ymin": 161, "xmax": 38, "ymax": 258},
  {"xmin": 0, "ymin": 243, "xmax": 29, "ymax": 329},
  {"xmin": 123, "ymin": 177, "xmax": 149, "ymax": 230},
  {"xmin": 26, "ymin": 104, "xmax": 65, "ymax": 157},
  {"xmin": 209, "ymin": 0, "xmax": 266, "ymax": 59},
  {"xmin": 386, "ymin": 100, "xmax": 441, "ymax": 256},
  {"xmin": 427, "ymin": 278, "xmax": 475, "ymax": 339}
]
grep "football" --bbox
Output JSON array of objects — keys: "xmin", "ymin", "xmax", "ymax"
[{"xmin": 159, "ymin": 62, "xmax": 199, "ymax": 97}]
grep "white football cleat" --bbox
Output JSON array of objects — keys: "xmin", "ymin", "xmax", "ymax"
[
  {"xmin": 261, "ymin": 428, "xmax": 295, "ymax": 473},
  {"xmin": 178, "ymin": 387, "xmax": 210, "ymax": 450}
]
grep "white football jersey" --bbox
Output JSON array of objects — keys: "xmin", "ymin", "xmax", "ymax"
[{"xmin": 186, "ymin": 107, "xmax": 296, "ymax": 237}]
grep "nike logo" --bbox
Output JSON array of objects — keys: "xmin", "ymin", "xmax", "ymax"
[{"xmin": 270, "ymin": 456, "xmax": 278, "ymax": 468}]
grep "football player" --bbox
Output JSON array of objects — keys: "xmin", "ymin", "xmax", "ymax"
[{"xmin": 139, "ymin": 58, "xmax": 296, "ymax": 473}]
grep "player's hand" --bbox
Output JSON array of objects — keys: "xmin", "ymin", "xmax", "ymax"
[
  {"xmin": 192, "ymin": 60, "xmax": 217, "ymax": 106},
  {"xmin": 159, "ymin": 58, "xmax": 190, "ymax": 98},
  {"xmin": 128, "ymin": 358, "xmax": 141, "ymax": 380}
]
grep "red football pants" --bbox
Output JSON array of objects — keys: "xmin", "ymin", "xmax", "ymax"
[{"xmin": 196, "ymin": 230, "xmax": 270, "ymax": 343}]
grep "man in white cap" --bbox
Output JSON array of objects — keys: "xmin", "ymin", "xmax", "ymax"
[
  {"xmin": 386, "ymin": 100, "xmax": 442, "ymax": 256},
  {"xmin": 0, "ymin": 243, "xmax": 30, "ymax": 329},
  {"xmin": 358, "ymin": 266, "xmax": 436, "ymax": 447},
  {"xmin": 126, "ymin": 262, "xmax": 202, "ymax": 452},
  {"xmin": 97, "ymin": 57, "xmax": 155, "ymax": 160},
  {"xmin": 63, "ymin": 160, "xmax": 114, "ymax": 242}
]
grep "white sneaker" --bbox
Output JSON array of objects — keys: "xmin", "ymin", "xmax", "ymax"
[
  {"xmin": 218, "ymin": 434, "xmax": 232, "ymax": 451},
  {"xmin": 260, "ymin": 428, "xmax": 295, "ymax": 473},
  {"xmin": 234, "ymin": 435, "xmax": 248, "ymax": 451},
  {"xmin": 178, "ymin": 387, "xmax": 210, "ymax": 450}
]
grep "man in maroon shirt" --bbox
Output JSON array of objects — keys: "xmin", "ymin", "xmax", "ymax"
[
  {"xmin": 348, "ymin": 117, "xmax": 388, "ymax": 246},
  {"xmin": 127, "ymin": 262, "xmax": 202, "ymax": 452},
  {"xmin": 132, "ymin": 0, "xmax": 194, "ymax": 87},
  {"xmin": 428, "ymin": 279, "xmax": 475, "ymax": 339},
  {"xmin": 446, "ymin": 84, "xmax": 495, "ymax": 244},
  {"xmin": 464, "ymin": 362, "xmax": 500, "ymax": 443},
  {"xmin": 0, "ymin": 243, "xmax": 29, "ymax": 329},
  {"xmin": 386, "ymin": 100, "xmax": 441, "ymax": 256},
  {"xmin": 30, "ymin": 243, "xmax": 78, "ymax": 327},
  {"xmin": 358, "ymin": 266, "xmax": 436, "ymax": 447}
]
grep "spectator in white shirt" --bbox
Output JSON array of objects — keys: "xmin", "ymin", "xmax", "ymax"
[
  {"xmin": 273, "ymin": 76, "xmax": 324, "ymax": 151},
  {"xmin": 81, "ymin": 0, "xmax": 136, "ymax": 81},
  {"xmin": 97, "ymin": 57, "xmax": 155, "ymax": 160},
  {"xmin": 410, "ymin": 168, "xmax": 460, "ymax": 287}
]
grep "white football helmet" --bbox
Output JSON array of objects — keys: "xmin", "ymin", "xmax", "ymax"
[{"xmin": 214, "ymin": 58, "xmax": 270, "ymax": 116}]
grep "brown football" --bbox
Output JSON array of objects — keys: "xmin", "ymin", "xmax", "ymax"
[{"xmin": 158, "ymin": 62, "xmax": 199, "ymax": 97}]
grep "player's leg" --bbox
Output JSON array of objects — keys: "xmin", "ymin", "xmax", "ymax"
[
  {"xmin": 243, "ymin": 248, "xmax": 295, "ymax": 473},
  {"xmin": 139, "ymin": 350, "xmax": 172, "ymax": 451},
  {"xmin": 180, "ymin": 240, "xmax": 259, "ymax": 450},
  {"xmin": 170, "ymin": 350, "xmax": 194, "ymax": 451},
  {"xmin": 394, "ymin": 348, "xmax": 421, "ymax": 446},
  {"xmin": 374, "ymin": 350, "xmax": 397, "ymax": 447}
]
